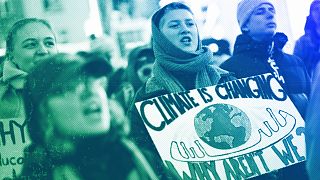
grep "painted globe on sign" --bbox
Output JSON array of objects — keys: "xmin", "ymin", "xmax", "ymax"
[{"xmin": 194, "ymin": 103, "xmax": 251, "ymax": 150}]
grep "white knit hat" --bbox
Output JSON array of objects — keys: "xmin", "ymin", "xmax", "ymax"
[{"xmin": 237, "ymin": 0, "xmax": 274, "ymax": 29}]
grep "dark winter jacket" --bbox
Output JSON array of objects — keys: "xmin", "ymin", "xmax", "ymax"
[
  {"xmin": 220, "ymin": 33, "xmax": 311, "ymax": 118},
  {"xmin": 220, "ymin": 33, "xmax": 310, "ymax": 180}
]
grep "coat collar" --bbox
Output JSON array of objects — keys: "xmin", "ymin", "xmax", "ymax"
[{"xmin": 233, "ymin": 32, "xmax": 288, "ymax": 57}]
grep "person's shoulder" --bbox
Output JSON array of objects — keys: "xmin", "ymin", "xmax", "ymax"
[
  {"xmin": 281, "ymin": 52, "xmax": 305, "ymax": 66},
  {"xmin": 219, "ymin": 56, "xmax": 240, "ymax": 71},
  {"xmin": 136, "ymin": 77, "xmax": 168, "ymax": 101},
  {"xmin": 295, "ymin": 33, "xmax": 313, "ymax": 46},
  {"xmin": 297, "ymin": 33, "xmax": 312, "ymax": 41},
  {"xmin": 206, "ymin": 64, "xmax": 237, "ymax": 83}
]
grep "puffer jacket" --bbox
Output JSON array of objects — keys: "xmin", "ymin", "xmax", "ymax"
[
  {"xmin": 220, "ymin": 33, "xmax": 311, "ymax": 118},
  {"xmin": 220, "ymin": 33, "xmax": 310, "ymax": 180}
]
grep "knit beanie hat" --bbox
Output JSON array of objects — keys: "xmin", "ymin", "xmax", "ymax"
[{"xmin": 237, "ymin": 0, "xmax": 274, "ymax": 29}]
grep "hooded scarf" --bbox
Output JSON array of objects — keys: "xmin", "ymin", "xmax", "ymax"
[
  {"xmin": 148, "ymin": 10, "xmax": 226, "ymax": 93},
  {"xmin": 0, "ymin": 60, "xmax": 27, "ymax": 118}
]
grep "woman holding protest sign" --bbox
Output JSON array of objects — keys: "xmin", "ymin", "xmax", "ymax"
[
  {"xmin": 0, "ymin": 18, "xmax": 58, "ymax": 119},
  {"xmin": 128, "ymin": 2, "xmax": 234, "ymax": 179},
  {"xmin": 19, "ymin": 53, "xmax": 157, "ymax": 179}
]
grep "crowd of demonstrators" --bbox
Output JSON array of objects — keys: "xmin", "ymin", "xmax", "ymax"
[
  {"xmin": 128, "ymin": 2, "xmax": 235, "ymax": 179},
  {"xmin": 19, "ymin": 53, "xmax": 157, "ymax": 180},
  {"xmin": 1, "ymin": 1, "xmax": 319, "ymax": 179},
  {"xmin": 220, "ymin": 0, "xmax": 310, "ymax": 179},
  {"xmin": 306, "ymin": 62, "xmax": 320, "ymax": 180},
  {"xmin": 294, "ymin": 0, "xmax": 320, "ymax": 81},
  {"xmin": 0, "ymin": 18, "xmax": 58, "ymax": 119}
]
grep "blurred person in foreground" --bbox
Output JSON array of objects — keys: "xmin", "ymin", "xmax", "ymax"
[
  {"xmin": 220, "ymin": 0, "xmax": 310, "ymax": 179},
  {"xmin": 0, "ymin": 18, "xmax": 58, "ymax": 119},
  {"xmin": 294, "ymin": 0, "xmax": 320, "ymax": 80},
  {"xmin": 305, "ymin": 62, "xmax": 320, "ymax": 180},
  {"xmin": 20, "ymin": 53, "xmax": 157, "ymax": 179},
  {"xmin": 129, "ymin": 2, "xmax": 234, "ymax": 179}
]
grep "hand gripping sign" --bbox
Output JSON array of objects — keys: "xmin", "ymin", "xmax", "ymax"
[{"xmin": 135, "ymin": 73, "xmax": 306, "ymax": 180}]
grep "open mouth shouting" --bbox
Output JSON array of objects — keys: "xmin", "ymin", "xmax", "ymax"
[
  {"xmin": 83, "ymin": 101, "xmax": 103, "ymax": 121},
  {"xmin": 180, "ymin": 36, "xmax": 192, "ymax": 46}
]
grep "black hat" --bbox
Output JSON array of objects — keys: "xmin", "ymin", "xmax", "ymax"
[
  {"xmin": 23, "ymin": 53, "xmax": 112, "ymax": 144},
  {"xmin": 128, "ymin": 46, "xmax": 154, "ymax": 71}
]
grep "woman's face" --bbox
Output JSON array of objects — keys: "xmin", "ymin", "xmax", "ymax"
[
  {"xmin": 10, "ymin": 22, "xmax": 58, "ymax": 72},
  {"xmin": 45, "ymin": 76, "xmax": 111, "ymax": 137},
  {"xmin": 159, "ymin": 9, "xmax": 199, "ymax": 53},
  {"xmin": 243, "ymin": 4, "xmax": 277, "ymax": 41}
]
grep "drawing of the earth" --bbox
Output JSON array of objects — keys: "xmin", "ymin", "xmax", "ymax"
[{"xmin": 194, "ymin": 104, "xmax": 251, "ymax": 150}]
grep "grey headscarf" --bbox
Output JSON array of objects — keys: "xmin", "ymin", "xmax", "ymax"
[{"xmin": 148, "ymin": 3, "xmax": 226, "ymax": 93}]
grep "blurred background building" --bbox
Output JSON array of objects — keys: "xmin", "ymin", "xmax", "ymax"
[{"xmin": 0, "ymin": 0, "xmax": 315, "ymax": 61}]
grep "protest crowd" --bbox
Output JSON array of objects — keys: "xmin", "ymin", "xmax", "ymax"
[{"xmin": 0, "ymin": 0, "xmax": 319, "ymax": 179}]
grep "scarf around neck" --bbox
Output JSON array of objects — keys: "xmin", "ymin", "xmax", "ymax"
[
  {"xmin": 150, "ymin": 18, "xmax": 223, "ymax": 93},
  {"xmin": 1, "ymin": 60, "xmax": 27, "ymax": 89}
]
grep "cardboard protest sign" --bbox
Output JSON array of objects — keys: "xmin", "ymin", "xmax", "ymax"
[
  {"xmin": 135, "ymin": 73, "xmax": 306, "ymax": 179},
  {"xmin": 0, "ymin": 118, "xmax": 31, "ymax": 179}
]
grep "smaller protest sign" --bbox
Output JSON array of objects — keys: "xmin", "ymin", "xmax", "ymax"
[{"xmin": 0, "ymin": 118, "xmax": 31, "ymax": 179}]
